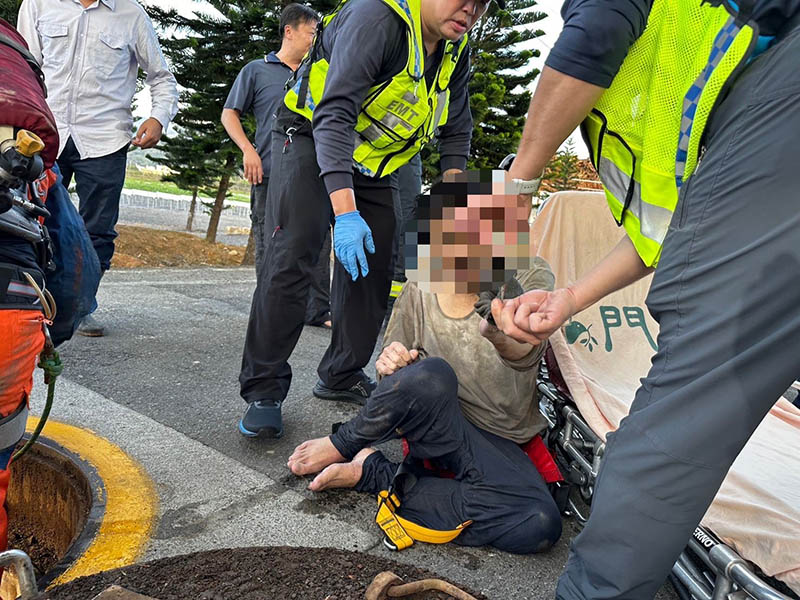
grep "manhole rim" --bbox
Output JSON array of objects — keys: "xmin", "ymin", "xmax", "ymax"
[{"xmin": 16, "ymin": 435, "xmax": 107, "ymax": 588}]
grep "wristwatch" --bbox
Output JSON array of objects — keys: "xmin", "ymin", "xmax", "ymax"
[
  {"xmin": 511, "ymin": 176, "xmax": 542, "ymax": 196},
  {"xmin": 499, "ymin": 154, "xmax": 543, "ymax": 196}
]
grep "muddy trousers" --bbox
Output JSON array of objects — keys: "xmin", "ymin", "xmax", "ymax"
[
  {"xmin": 556, "ymin": 26, "xmax": 800, "ymax": 600},
  {"xmin": 239, "ymin": 111, "xmax": 395, "ymax": 403},
  {"xmin": 331, "ymin": 358, "xmax": 562, "ymax": 554}
]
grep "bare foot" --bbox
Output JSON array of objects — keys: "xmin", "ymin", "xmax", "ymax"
[
  {"xmin": 287, "ymin": 436, "xmax": 345, "ymax": 476},
  {"xmin": 309, "ymin": 447, "xmax": 376, "ymax": 492}
]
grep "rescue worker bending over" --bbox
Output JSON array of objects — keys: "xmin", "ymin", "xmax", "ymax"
[
  {"xmin": 288, "ymin": 176, "xmax": 562, "ymax": 554},
  {"xmin": 238, "ymin": 0, "xmax": 496, "ymax": 438}
]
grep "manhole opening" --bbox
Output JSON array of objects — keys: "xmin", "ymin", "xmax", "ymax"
[{"xmin": 1, "ymin": 437, "xmax": 104, "ymax": 599}]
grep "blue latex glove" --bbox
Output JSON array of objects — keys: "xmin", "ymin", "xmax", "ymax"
[{"xmin": 334, "ymin": 210, "xmax": 375, "ymax": 280}]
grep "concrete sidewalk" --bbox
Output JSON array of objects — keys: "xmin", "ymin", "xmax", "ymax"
[{"xmin": 29, "ymin": 267, "xmax": 677, "ymax": 599}]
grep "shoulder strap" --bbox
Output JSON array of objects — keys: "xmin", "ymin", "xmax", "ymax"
[{"xmin": 0, "ymin": 30, "xmax": 47, "ymax": 97}]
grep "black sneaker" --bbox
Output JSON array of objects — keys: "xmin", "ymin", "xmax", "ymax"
[
  {"xmin": 313, "ymin": 378, "xmax": 376, "ymax": 405},
  {"xmin": 238, "ymin": 399, "xmax": 283, "ymax": 438},
  {"xmin": 77, "ymin": 314, "xmax": 104, "ymax": 337}
]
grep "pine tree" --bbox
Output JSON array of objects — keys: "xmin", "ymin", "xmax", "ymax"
[
  {"xmin": 542, "ymin": 140, "xmax": 580, "ymax": 191},
  {"xmin": 0, "ymin": 0, "xmax": 20, "ymax": 26},
  {"xmin": 147, "ymin": 128, "xmax": 220, "ymax": 232},
  {"xmin": 145, "ymin": 1, "xmax": 283, "ymax": 243},
  {"xmin": 422, "ymin": 0, "xmax": 547, "ymax": 182}
]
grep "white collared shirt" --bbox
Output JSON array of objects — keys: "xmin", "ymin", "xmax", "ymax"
[{"xmin": 18, "ymin": 0, "xmax": 179, "ymax": 160}]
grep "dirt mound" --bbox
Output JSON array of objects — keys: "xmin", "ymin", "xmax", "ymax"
[
  {"xmin": 43, "ymin": 546, "xmax": 485, "ymax": 600},
  {"xmin": 112, "ymin": 226, "xmax": 246, "ymax": 269}
]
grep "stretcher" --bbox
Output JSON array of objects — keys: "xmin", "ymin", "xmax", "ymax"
[{"xmin": 532, "ymin": 191, "xmax": 800, "ymax": 600}]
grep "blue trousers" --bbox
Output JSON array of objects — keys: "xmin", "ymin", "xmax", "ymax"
[{"xmin": 57, "ymin": 137, "xmax": 128, "ymax": 273}]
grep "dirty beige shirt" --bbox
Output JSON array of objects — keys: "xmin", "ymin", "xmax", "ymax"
[{"xmin": 384, "ymin": 258, "xmax": 555, "ymax": 443}]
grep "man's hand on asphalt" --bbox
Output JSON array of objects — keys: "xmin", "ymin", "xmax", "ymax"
[
  {"xmin": 376, "ymin": 341, "xmax": 419, "ymax": 376},
  {"xmin": 132, "ymin": 117, "xmax": 164, "ymax": 149},
  {"xmin": 333, "ymin": 210, "xmax": 375, "ymax": 281},
  {"xmin": 243, "ymin": 147, "xmax": 263, "ymax": 185}
]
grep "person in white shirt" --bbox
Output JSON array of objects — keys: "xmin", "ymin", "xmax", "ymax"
[{"xmin": 18, "ymin": 0, "xmax": 178, "ymax": 337}]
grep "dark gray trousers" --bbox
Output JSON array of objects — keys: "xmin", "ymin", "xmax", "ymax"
[
  {"xmin": 557, "ymin": 26, "xmax": 800, "ymax": 599},
  {"xmin": 392, "ymin": 154, "xmax": 422, "ymax": 282},
  {"xmin": 239, "ymin": 110, "xmax": 395, "ymax": 403},
  {"xmin": 251, "ymin": 180, "xmax": 331, "ymax": 325}
]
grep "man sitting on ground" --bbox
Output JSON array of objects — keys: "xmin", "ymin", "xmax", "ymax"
[{"xmin": 287, "ymin": 174, "xmax": 562, "ymax": 554}]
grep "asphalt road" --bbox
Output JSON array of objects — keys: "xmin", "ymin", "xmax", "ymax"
[{"xmin": 53, "ymin": 265, "xmax": 679, "ymax": 600}]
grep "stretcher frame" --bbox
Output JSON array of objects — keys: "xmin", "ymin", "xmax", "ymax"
[{"xmin": 536, "ymin": 352, "xmax": 798, "ymax": 600}]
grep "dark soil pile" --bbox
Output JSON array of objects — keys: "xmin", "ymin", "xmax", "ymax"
[
  {"xmin": 7, "ymin": 522, "xmax": 59, "ymax": 578},
  {"xmin": 44, "ymin": 546, "xmax": 486, "ymax": 600}
]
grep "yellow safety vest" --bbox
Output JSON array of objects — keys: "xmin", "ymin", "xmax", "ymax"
[
  {"xmin": 284, "ymin": 0, "xmax": 468, "ymax": 179},
  {"xmin": 582, "ymin": 0, "xmax": 757, "ymax": 266}
]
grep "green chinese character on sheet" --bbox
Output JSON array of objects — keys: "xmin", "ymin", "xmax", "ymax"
[
  {"xmin": 599, "ymin": 306, "xmax": 621, "ymax": 352},
  {"xmin": 623, "ymin": 307, "xmax": 658, "ymax": 351}
]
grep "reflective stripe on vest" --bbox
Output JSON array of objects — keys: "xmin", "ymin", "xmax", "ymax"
[
  {"xmin": 598, "ymin": 157, "xmax": 673, "ymax": 247},
  {"xmin": 675, "ymin": 15, "xmax": 743, "ymax": 186}
]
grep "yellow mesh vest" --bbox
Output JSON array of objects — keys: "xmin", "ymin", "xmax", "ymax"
[
  {"xmin": 284, "ymin": 0, "xmax": 467, "ymax": 178},
  {"xmin": 582, "ymin": 0, "xmax": 757, "ymax": 266}
]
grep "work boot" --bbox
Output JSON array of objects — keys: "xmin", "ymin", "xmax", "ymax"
[
  {"xmin": 238, "ymin": 400, "xmax": 283, "ymax": 439},
  {"xmin": 77, "ymin": 314, "xmax": 105, "ymax": 337},
  {"xmin": 313, "ymin": 377, "xmax": 376, "ymax": 406}
]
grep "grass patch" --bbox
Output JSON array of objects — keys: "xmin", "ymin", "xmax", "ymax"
[{"xmin": 123, "ymin": 169, "xmax": 251, "ymax": 203}]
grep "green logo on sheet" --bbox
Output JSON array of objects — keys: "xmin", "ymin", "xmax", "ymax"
[{"xmin": 564, "ymin": 320, "xmax": 599, "ymax": 352}]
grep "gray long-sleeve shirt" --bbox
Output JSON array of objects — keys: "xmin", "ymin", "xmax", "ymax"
[
  {"xmin": 546, "ymin": 0, "xmax": 800, "ymax": 89},
  {"xmin": 302, "ymin": 0, "xmax": 473, "ymax": 194}
]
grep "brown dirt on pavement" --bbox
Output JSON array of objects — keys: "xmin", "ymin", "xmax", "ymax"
[
  {"xmin": 112, "ymin": 225, "xmax": 245, "ymax": 269},
  {"xmin": 43, "ymin": 546, "xmax": 486, "ymax": 600}
]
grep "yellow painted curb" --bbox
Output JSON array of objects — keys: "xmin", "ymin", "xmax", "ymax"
[{"xmin": 24, "ymin": 417, "xmax": 158, "ymax": 585}]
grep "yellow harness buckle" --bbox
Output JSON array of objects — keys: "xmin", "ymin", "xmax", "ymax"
[{"xmin": 375, "ymin": 490, "xmax": 472, "ymax": 551}]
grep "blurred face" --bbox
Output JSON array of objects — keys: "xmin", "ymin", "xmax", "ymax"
[
  {"xmin": 420, "ymin": 0, "xmax": 489, "ymax": 42},
  {"xmin": 285, "ymin": 20, "xmax": 317, "ymax": 56},
  {"xmin": 406, "ymin": 170, "xmax": 532, "ymax": 294}
]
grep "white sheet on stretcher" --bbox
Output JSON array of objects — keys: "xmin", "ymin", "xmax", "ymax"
[{"xmin": 532, "ymin": 191, "xmax": 800, "ymax": 594}]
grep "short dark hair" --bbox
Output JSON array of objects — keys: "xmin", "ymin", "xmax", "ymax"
[{"xmin": 279, "ymin": 4, "xmax": 319, "ymax": 38}]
